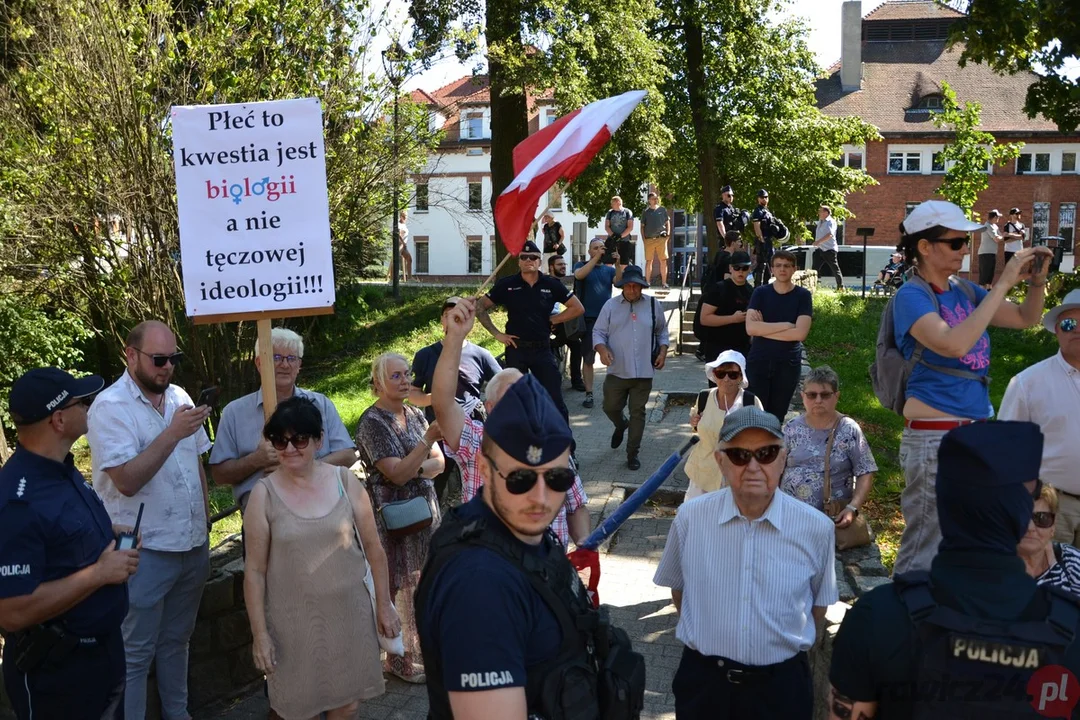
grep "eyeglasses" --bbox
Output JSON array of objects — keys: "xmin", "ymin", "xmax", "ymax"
[
  {"xmin": 273, "ymin": 354, "xmax": 300, "ymax": 365},
  {"xmin": 719, "ymin": 445, "xmax": 783, "ymax": 467},
  {"xmin": 1032, "ymin": 511, "xmax": 1056, "ymax": 529},
  {"xmin": 269, "ymin": 434, "xmax": 311, "ymax": 451},
  {"xmin": 732, "ymin": 265, "xmax": 751, "ymax": 271},
  {"xmin": 714, "ymin": 370, "xmax": 742, "ymax": 380},
  {"xmin": 519, "ymin": 254, "xmax": 541, "ymax": 262},
  {"xmin": 929, "ymin": 236, "xmax": 970, "ymax": 251},
  {"xmin": 60, "ymin": 396, "xmax": 95, "ymax": 411},
  {"xmin": 133, "ymin": 348, "xmax": 184, "ymax": 368},
  {"xmin": 1060, "ymin": 318, "xmax": 1078, "ymax": 333},
  {"xmin": 803, "ymin": 391, "xmax": 836, "ymax": 401},
  {"xmin": 482, "ymin": 453, "xmax": 577, "ymax": 495}
]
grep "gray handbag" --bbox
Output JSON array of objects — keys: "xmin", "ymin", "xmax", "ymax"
[{"xmin": 379, "ymin": 495, "xmax": 433, "ymax": 539}]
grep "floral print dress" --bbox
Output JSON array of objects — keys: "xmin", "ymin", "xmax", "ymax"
[{"xmin": 780, "ymin": 415, "xmax": 878, "ymax": 511}]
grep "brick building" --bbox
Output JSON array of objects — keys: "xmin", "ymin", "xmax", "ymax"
[{"xmin": 817, "ymin": 0, "xmax": 1080, "ymax": 269}]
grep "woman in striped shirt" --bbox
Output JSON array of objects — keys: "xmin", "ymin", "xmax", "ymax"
[{"xmin": 1020, "ymin": 484, "xmax": 1080, "ymax": 598}]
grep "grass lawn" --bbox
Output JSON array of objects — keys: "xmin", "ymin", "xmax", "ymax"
[
  {"xmin": 207, "ymin": 283, "xmax": 507, "ymax": 545},
  {"xmin": 805, "ymin": 289, "xmax": 1059, "ymax": 569}
]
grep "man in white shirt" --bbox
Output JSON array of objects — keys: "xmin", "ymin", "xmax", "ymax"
[
  {"xmin": 813, "ymin": 205, "xmax": 844, "ymax": 291},
  {"xmin": 1002, "ymin": 207, "xmax": 1027, "ymax": 264},
  {"xmin": 999, "ymin": 289, "xmax": 1080, "ymax": 544},
  {"xmin": 654, "ymin": 406, "xmax": 837, "ymax": 719},
  {"xmin": 87, "ymin": 320, "xmax": 212, "ymax": 720}
]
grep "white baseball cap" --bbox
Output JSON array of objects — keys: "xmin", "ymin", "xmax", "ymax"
[{"xmin": 901, "ymin": 200, "xmax": 983, "ymax": 235}]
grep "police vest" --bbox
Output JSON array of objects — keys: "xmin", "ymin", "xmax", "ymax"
[
  {"xmin": 895, "ymin": 570, "xmax": 1080, "ymax": 719},
  {"xmin": 415, "ymin": 507, "xmax": 646, "ymax": 720}
]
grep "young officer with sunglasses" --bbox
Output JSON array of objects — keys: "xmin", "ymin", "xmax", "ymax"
[
  {"xmin": 655, "ymin": 405, "xmax": 837, "ymax": 720},
  {"xmin": 417, "ymin": 374, "xmax": 642, "ymax": 719},
  {"xmin": 1000, "ymin": 289, "xmax": 1080, "ymax": 546},
  {"xmin": 87, "ymin": 320, "xmax": 213, "ymax": 720},
  {"xmin": 889, "ymin": 201, "xmax": 1053, "ymax": 576}
]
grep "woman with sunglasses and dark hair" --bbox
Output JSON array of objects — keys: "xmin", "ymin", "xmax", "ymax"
[
  {"xmin": 890, "ymin": 200, "xmax": 1053, "ymax": 575},
  {"xmin": 780, "ymin": 366, "xmax": 876, "ymax": 530},
  {"xmin": 1020, "ymin": 484, "xmax": 1080, "ymax": 597},
  {"xmin": 243, "ymin": 396, "xmax": 396, "ymax": 720},
  {"xmin": 355, "ymin": 352, "xmax": 445, "ymax": 684}
]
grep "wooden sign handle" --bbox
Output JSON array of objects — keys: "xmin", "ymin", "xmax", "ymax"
[{"xmin": 257, "ymin": 318, "xmax": 277, "ymax": 422}]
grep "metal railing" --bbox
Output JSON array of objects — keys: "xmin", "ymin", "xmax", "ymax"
[{"xmin": 675, "ymin": 253, "xmax": 696, "ymax": 355}]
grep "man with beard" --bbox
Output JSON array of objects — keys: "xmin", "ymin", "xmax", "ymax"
[
  {"xmin": 416, "ymin": 373, "xmax": 641, "ymax": 719},
  {"xmin": 87, "ymin": 321, "xmax": 212, "ymax": 720}
]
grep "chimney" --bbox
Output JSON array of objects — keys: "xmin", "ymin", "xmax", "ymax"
[{"xmin": 840, "ymin": 0, "xmax": 863, "ymax": 92}]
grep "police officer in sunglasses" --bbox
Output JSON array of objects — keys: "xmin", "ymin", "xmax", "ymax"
[
  {"xmin": 654, "ymin": 406, "xmax": 838, "ymax": 719},
  {"xmin": 416, "ymin": 374, "xmax": 644, "ymax": 720}
]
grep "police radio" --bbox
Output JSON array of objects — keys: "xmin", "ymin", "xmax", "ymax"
[{"xmin": 116, "ymin": 503, "xmax": 144, "ymax": 551}]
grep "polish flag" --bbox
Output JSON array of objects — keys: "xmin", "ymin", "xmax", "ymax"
[{"xmin": 494, "ymin": 90, "xmax": 647, "ymax": 255}]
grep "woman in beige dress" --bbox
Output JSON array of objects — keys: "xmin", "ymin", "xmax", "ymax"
[{"xmin": 244, "ymin": 396, "xmax": 398, "ymax": 720}]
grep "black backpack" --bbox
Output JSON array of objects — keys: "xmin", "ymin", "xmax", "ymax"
[{"xmin": 869, "ymin": 273, "xmax": 988, "ymax": 416}]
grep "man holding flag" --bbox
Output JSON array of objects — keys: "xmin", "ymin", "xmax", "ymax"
[{"xmin": 475, "ymin": 240, "xmax": 584, "ymax": 424}]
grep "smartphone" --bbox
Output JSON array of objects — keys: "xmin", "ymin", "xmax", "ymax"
[
  {"xmin": 116, "ymin": 503, "xmax": 144, "ymax": 551},
  {"xmin": 1025, "ymin": 254, "xmax": 1054, "ymax": 285},
  {"xmin": 196, "ymin": 386, "xmax": 220, "ymax": 409}
]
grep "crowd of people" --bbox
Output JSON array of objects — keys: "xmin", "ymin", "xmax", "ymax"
[{"xmin": 0, "ymin": 194, "xmax": 1077, "ymax": 719}]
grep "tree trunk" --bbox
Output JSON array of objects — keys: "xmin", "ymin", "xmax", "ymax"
[
  {"xmin": 685, "ymin": 16, "xmax": 719, "ymax": 270},
  {"xmin": 487, "ymin": 0, "xmax": 529, "ymax": 279}
]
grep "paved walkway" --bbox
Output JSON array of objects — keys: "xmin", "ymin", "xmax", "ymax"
[{"xmin": 202, "ymin": 348, "xmax": 700, "ymax": 720}]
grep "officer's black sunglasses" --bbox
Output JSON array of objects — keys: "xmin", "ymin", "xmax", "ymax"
[
  {"xmin": 482, "ymin": 453, "xmax": 576, "ymax": 495},
  {"xmin": 133, "ymin": 347, "xmax": 184, "ymax": 368},
  {"xmin": 518, "ymin": 254, "xmax": 542, "ymax": 262},
  {"xmin": 60, "ymin": 396, "xmax": 95, "ymax": 411}
]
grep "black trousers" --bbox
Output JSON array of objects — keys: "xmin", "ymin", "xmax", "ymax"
[
  {"xmin": 3, "ymin": 629, "xmax": 125, "ymax": 720},
  {"xmin": 616, "ymin": 238, "xmax": 634, "ymax": 265},
  {"xmin": 977, "ymin": 253, "xmax": 997, "ymax": 286},
  {"xmin": 819, "ymin": 248, "xmax": 844, "ymax": 289},
  {"xmin": 673, "ymin": 647, "xmax": 812, "ymax": 720},
  {"xmin": 550, "ymin": 336, "xmax": 584, "ymax": 384},
  {"xmin": 753, "ymin": 240, "xmax": 772, "ymax": 287},
  {"xmin": 747, "ymin": 356, "xmax": 803, "ymax": 423},
  {"xmin": 505, "ymin": 345, "xmax": 570, "ymax": 423}
]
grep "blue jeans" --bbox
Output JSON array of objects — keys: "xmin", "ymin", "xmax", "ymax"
[
  {"xmin": 122, "ymin": 544, "xmax": 209, "ymax": 720},
  {"xmin": 893, "ymin": 428, "xmax": 947, "ymax": 575}
]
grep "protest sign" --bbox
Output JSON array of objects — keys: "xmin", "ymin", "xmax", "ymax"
[{"xmin": 172, "ymin": 97, "xmax": 335, "ymax": 320}]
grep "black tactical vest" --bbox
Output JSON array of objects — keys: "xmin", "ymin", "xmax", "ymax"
[
  {"xmin": 415, "ymin": 505, "xmax": 644, "ymax": 720},
  {"xmin": 895, "ymin": 570, "xmax": 1080, "ymax": 719}
]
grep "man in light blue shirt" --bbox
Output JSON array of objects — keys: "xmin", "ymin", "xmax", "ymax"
[
  {"xmin": 813, "ymin": 205, "xmax": 844, "ymax": 290},
  {"xmin": 592, "ymin": 265, "xmax": 669, "ymax": 471}
]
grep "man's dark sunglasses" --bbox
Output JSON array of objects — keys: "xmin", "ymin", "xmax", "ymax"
[
  {"xmin": 269, "ymin": 434, "xmax": 311, "ymax": 451},
  {"xmin": 731, "ymin": 265, "xmax": 751, "ymax": 271},
  {"xmin": 133, "ymin": 347, "xmax": 184, "ymax": 368},
  {"xmin": 714, "ymin": 370, "xmax": 742, "ymax": 380},
  {"xmin": 519, "ymin": 254, "xmax": 542, "ymax": 262},
  {"xmin": 720, "ymin": 445, "xmax": 782, "ymax": 467},
  {"xmin": 61, "ymin": 396, "xmax": 95, "ymax": 411},
  {"xmin": 483, "ymin": 453, "xmax": 576, "ymax": 495},
  {"xmin": 1032, "ymin": 511, "xmax": 1056, "ymax": 529},
  {"xmin": 929, "ymin": 236, "xmax": 970, "ymax": 251},
  {"xmin": 1060, "ymin": 318, "xmax": 1077, "ymax": 333}
]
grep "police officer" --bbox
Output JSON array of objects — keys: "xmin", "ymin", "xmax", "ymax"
[
  {"xmin": 0, "ymin": 368, "xmax": 139, "ymax": 720},
  {"xmin": 476, "ymin": 240, "xmax": 585, "ymax": 425},
  {"xmin": 416, "ymin": 374, "xmax": 644, "ymax": 719},
  {"xmin": 712, "ymin": 185, "xmax": 739, "ymax": 265},
  {"xmin": 750, "ymin": 189, "xmax": 775, "ymax": 286},
  {"xmin": 828, "ymin": 421, "xmax": 1080, "ymax": 719}
]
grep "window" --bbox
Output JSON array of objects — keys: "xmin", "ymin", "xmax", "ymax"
[
  {"xmin": 1032, "ymin": 202, "xmax": 1050, "ymax": 244},
  {"xmin": 1017, "ymin": 152, "xmax": 1051, "ymax": 174},
  {"xmin": 415, "ymin": 183, "xmax": 429, "ymax": 212},
  {"xmin": 468, "ymin": 182, "xmax": 482, "ymax": 211},
  {"xmin": 467, "ymin": 147, "xmax": 483, "ymax": 156},
  {"xmin": 490, "ymin": 236, "xmax": 497, "ymax": 272},
  {"xmin": 931, "ymin": 152, "xmax": 946, "ymax": 174},
  {"xmin": 905, "ymin": 202, "xmax": 920, "ymax": 216},
  {"xmin": 548, "ymin": 184, "xmax": 564, "ymax": 211},
  {"xmin": 889, "ymin": 152, "xmax": 921, "ymax": 174},
  {"xmin": 1060, "ymin": 203, "xmax": 1076, "ymax": 251},
  {"xmin": 464, "ymin": 110, "xmax": 484, "ymax": 139},
  {"xmin": 917, "ymin": 95, "xmax": 943, "ymax": 110},
  {"xmin": 414, "ymin": 237, "xmax": 429, "ymax": 274},
  {"xmin": 847, "ymin": 152, "xmax": 863, "ymax": 170},
  {"xmin": 467, "ymin": 235, "xmax": 483, "ymax": 274},
  {"xmin": 1063, "ymin": 153, "xmax": 1077, "ymax": 173}
]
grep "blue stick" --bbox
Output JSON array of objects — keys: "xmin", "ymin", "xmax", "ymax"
[{"xmin": 580, "ymin": 435, "xmax": 700, "ymax": 551}]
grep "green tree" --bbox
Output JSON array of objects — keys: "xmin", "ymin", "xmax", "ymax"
[
  {"xmin": 648, "ymin": 0, "xmax": 880, "ymax": 250},
  {"xmin": 944, "ymin": 0, "xmax": 1080, "ymax": 133},
  {"xmin": 932, "ymin": 82, "xmax": 1023, "ymax": 217}
]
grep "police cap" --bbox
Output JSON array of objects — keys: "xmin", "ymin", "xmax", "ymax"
[
  {"xmin": 10, "ymin": 367, "xmax": 105, "ymax": 425},
  {"xmin": 484, "ymin": 374, "xmax": 573, "ymax": 466},
  {"xmin": 521, "ymin": 241, "xmax": 542, "ymax": 255}
]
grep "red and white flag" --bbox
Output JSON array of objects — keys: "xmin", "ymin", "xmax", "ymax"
[{"xmin": 494, "ymin": 90, "xmax": 647, "ymax": 255}]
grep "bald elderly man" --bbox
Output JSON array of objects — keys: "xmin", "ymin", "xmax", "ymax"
[{"xmin": 87, "ymin": 320, "xmax": 212, "ymax": 720}]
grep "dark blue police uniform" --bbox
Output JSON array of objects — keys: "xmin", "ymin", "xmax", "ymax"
[
  {"xmin": 0, "ymin": 447, "xmax": 128, "ymax": 720},
  {"xmin": 486, "ymin": 269, "xmax": 574, "ymax": 423},
  {"xmin": 750, "ymin": 204, "xmax": 775, "ymax": 286}
]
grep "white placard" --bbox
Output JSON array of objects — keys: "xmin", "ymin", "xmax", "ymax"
[{"xmin": 172, "ymin": 98, "xmax": 335, "ymax": 317}]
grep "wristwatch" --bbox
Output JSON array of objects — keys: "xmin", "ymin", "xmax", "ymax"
[{"xmin": 845, "ymin": 504, "xmax": 859, "ymax": 516}]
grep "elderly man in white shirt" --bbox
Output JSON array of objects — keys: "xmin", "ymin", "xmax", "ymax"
[
  {"xmin": 999, "ymin": 289, "xmax": 1080, "ymax": 544},
  {"xmin": 87, "ymin": 320, "xmax": 213, "ymax": 720},
  {"xmin": 654, "ymin": 406, "xmax": 837, "ymax": 720}
]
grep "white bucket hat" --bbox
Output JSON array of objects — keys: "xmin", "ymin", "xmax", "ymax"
[
  {"xmin": 1043, "ymin": 288, "xmax": 1080, "ymax": 333},
  {"xmin": 705, "ymin": 350, "xmax": 749, "ymax": 388}
]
